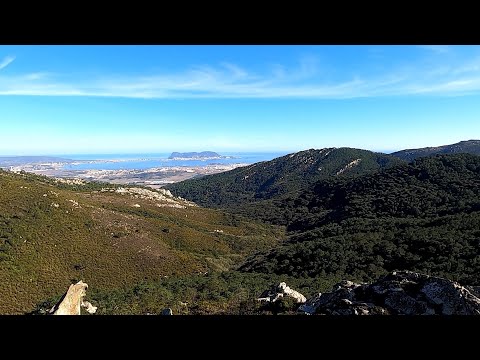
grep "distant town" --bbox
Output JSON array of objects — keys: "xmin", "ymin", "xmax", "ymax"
[{"xmin": 0, "ymin": 152, "xmax": 247, "ymax": 189}]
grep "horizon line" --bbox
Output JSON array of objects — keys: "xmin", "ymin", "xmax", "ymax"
[{"xmin": 0, "ymin": 147, "xmax": 407, "ymax": 158}]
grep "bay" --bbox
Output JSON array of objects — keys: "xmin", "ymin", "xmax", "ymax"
[{"xmin": 59, "ymin": 152, "xmax": 289, "ymax": 171}]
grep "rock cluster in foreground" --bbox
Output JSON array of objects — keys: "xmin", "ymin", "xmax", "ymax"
[
  {"xmin": 260, "ymin": 271, "xmax": 480, "ymax": 315},
  {"xmin": 44, "ymin": 271, "xmax": 480, "ymax": 315}
]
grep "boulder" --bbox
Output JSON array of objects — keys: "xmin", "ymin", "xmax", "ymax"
[
  {"xmin": 258, "ymin": 282, "xmax": 306, "ymax": 304},
  {"xmin": 49, "ymin": 280, "xmax": 97, "ymax": 315},
  {"xmin": 161, "ymin": 308, "xmax": 173, "ymax": 315},
  {"xmin": 298, "ymin": 271, "xmax": 480, "ymax": 315}
]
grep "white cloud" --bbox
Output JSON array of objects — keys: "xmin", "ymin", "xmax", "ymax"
[
  {"xmin": 2, "ymin": 52, "xmax": 480, "ymax": 99},
  {"xmin": 220, "ymin": 62, "xmax": 249, "ymax": 79},
  {"xmin": 418, "ymin": 45, "xmax": 451, "ymax": 54},
  {"xmin": 21, "ymin": 72, "xmax": 50, "ymax": 81},
  {"xmin": 0, "ymin": 55, "xmax": 15, "ymax": 70}
]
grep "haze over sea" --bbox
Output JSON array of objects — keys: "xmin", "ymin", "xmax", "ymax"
[{"xmin": 59, "ymin": 152, "xmax": 288, "ymax": 171}]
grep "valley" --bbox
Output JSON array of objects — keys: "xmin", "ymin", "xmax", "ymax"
[
  {"xmin": 1, "ymin": 140, "xmax": 480, "ymax": 315},
  {"xmin": 4, "ymin": 45, "xmax": 480, "ymax": 316}
]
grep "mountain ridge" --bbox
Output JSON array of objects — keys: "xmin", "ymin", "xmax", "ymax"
[
  {"xmin": 391, "ymin": 139, "xmax": 480, "ymax": 161},
  {"xmin": 3, "ymin": 141, "xmax": 480, "ymax": 315},
  {"xmin": 166, "ymin": 147, "xmax": 405, "ymax": 216}
]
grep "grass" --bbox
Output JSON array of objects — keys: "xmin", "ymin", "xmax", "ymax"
[{"xmin": 0, "ymin": 170, "xmax": 282, "ymax": 314}]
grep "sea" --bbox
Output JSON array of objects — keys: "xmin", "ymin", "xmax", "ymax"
[{"xmin": 59, "ymin": 152, "xmax": 290, "ymax": 171}]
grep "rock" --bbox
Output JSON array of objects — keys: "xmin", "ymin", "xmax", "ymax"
[
  {"xmin": 113, "ymin": 187, "xmax": 196, "ymax": 209},
  {"xmin": 298, "ymin": 293, "xmax": 322, "ymax": 315},
  {"xmin": 158, "ymin": 188, "xmax": 173, "ymax": 197},
  {"xmin": 420, "ymin": 278, "xmax": 480, "ymax": 315},
  {"xmin": 81, "ymin": 301, "xmax": 97, "ymax": 314},
  {"xmin": 68, "ymin": 199, "xmax": 80, "ymax": 208},
  {"xmin": 298, "ymin": 271, "xmax": 480, "ymax": 315},
  {"xmin": 258, "ymin": 282, "xmax": 306, "ymax": 304},
  {"xmin": 161, "ymin": 308, "xmax": 173, "ymax": 315},
  {"xmin": 384, "ymin": 291, "xmax": 429, "ymax": 315},
  {"xmin": 49, "ymin": 280, "xmax": 96, "ymax": 315}
]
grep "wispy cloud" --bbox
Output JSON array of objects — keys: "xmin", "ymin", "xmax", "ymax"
[
  {"xmin": 3, "ymin": 51, "xmax": 480, "ymax": 99},
  {"xmin": 0, "ymin": 55, "xmax": 15, "ymax": 70},
  {"xmin": 418, "ymin": 45, "xmax": 451, "ymax": 54}
]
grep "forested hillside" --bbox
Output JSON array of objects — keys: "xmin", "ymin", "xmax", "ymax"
[
  {"xmin": 167, "ymin": 147, "xmax": 404, "ymax": 220},
  {"xmin": 239, "ymin": 154, "xmax": 480, "ymax": 285}
]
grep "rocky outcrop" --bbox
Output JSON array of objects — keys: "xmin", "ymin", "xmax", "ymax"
[
  {"xmin": 298, "ymin": 271, "xmax": 480, "ymax": 315},
  {"xmin": 336, "ymin": 158, "xmax": 361, "ymax": 176},
  {"xmin": 104, "ymin": 186, "xmax": 196, "ymax": 209},
  {"xmin": 49, "ymin": 280, "xmax": 97, "ymax": 315},
  {"xmin": 258, "ymin": 282, "xmax": 306, "ymax": 304}
]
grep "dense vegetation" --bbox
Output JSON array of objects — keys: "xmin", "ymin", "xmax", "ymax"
[
  {"xmin": 30, "ymin": 271, "xmax": 342, "ymax": 315},
  {"xmin": 4, "ymin": 147, "xmax": 480, "ymax": 315},
  {"xmin": 392, "ymin": 139, "xmax": 480, "ymax": 161},
  {"xmin": 239, "ymin": 154, "xmax": 480, "ymax": 285},
  {"xmin": 0, "ymin": 169, "xmax": 282, "ymax": 314},
  {"xmin": 167, "ymin": 148, "xmax": 404, "ymax": 220}
]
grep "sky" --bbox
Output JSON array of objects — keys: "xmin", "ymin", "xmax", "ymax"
[{"xmin": 0, "ymin": 45, "xmax": 480, "ymax": 155}]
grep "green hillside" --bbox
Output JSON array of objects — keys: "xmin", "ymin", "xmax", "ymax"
[
  {"xmin": 239, "ymin": 154, "xmax": 480, "ymax": 285},
  {"xmin": 0, "ymin": 170, "xmax": 282, "ymax": 314},
  {"xmin": 4, "ymin": 151, "xmax": 480, "ymax": 315},
  {"xmin": 167, "ymin": 148, "xmax": 404, "ymax": 221}
]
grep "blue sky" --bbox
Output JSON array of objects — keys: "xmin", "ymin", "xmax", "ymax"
[{"xmin": 1, "ymin": 45, "xmax": 480, "ymax": 155}]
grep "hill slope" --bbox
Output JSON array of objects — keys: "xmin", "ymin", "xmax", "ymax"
[
  {"xmin": 392, "ymin": 140, "xmax": 480, "ymax": 161},
  {"xmin": 166, "ymin": 148, "xmax": 404, "ymax": 219},
  {"xmin": 0, "ymin": 170, "xmax": 282, "ymax": 314},
  {"xmin": 239, "ymin": 154, "xmax": 480, "ymax": 285}
]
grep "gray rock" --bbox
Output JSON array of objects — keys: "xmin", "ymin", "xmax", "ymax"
[
  {"xmin": 298, "ymin": 271, "xmax": 480, "ymax": 315},
  {"xmin": 161, "ymin": 308, "xmax": 173, "ymax": 315},
  {"xmin": 421, "ymin": 278, "xmax": 480, "ymax": 315},
  {"xmin": 384, "ymin": 290, "xmax": 427, "ymax": 315}
]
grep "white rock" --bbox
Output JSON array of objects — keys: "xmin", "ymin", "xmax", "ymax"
[
  {"xmin": 50, "ymin": 280, "xmax": 92, "ymax": 315},
  {"xmin": 81, "ymin": 301, "xmax": 97, "ymax": 314}
]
